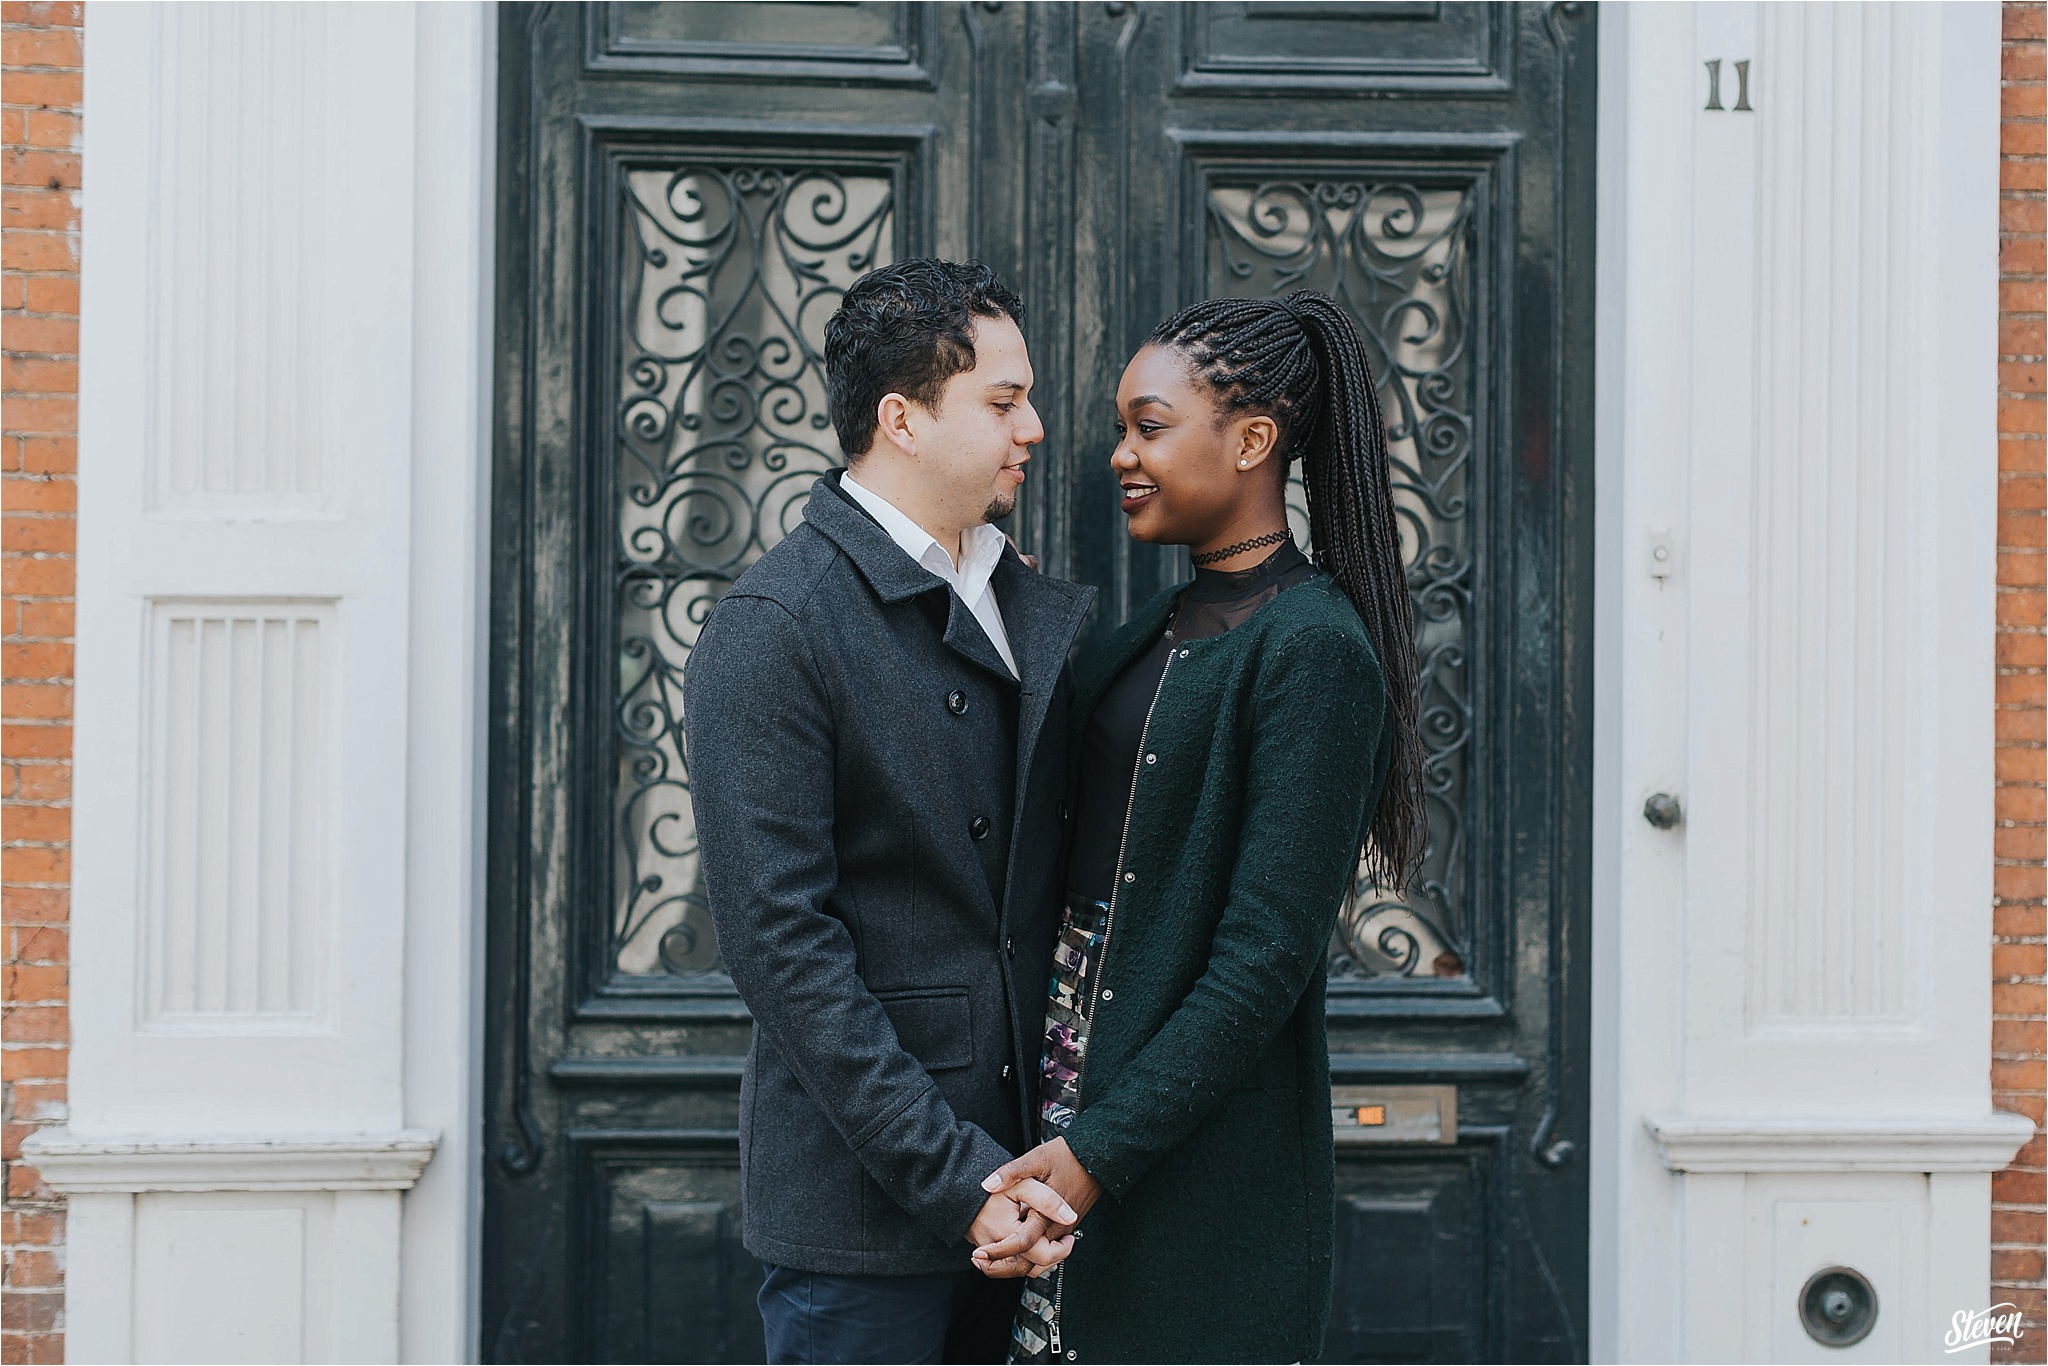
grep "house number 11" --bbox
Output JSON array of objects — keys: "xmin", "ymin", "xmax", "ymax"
[{"xmin": 1704, "ymin": 58, "xmax": 1754, "ymax": 111}]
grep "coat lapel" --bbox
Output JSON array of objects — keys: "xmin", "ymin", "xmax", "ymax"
[
  {"xmin": 806, "ymin": 472, "xmax": 1035, "ymax": 686},
  {"xmin": 993, "ymin": 548, "xmax": 1096, "ymax": 776},
  {"xmin": 941, "ymin": 592, "xmax": 1017, "ymax": 683},
  {"xmin": 800, "ymin": 472, "xmax": 947, "ymax": 603},
  {"xmin": 991, "ymin": 551, "xmax": 1095, "ymax": 922}
]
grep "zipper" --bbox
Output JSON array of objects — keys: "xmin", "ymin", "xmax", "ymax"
[
  {"xmin": 1074, "ymin": 625, "xmax": 1181, "ymax": 1105},
  {"xmin": 1051, "ymin": 622, "xmax": 1181, "ymax": 1364}
]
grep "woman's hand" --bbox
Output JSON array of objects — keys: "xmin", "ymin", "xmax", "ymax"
[
  {"xmin": 966, "ymin": 1186, "xmax": 1075, "ymax": 1279},
  {"xmin": 1002, "ymin": 530, "xmax": 1040, "ymax": 572},
  {"xmin": 970, "ymin": 1137, "xmax": 1103, "ymax": 1275}
]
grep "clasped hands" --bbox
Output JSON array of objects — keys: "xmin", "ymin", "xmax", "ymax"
[{"xmin": 964, "ymin": 1136, "xmax": 1103, "ymax": 1279}]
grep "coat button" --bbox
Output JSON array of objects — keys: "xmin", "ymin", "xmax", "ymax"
[
  {"xmin": 947, "ymin": 689, "xmax": 968, "ymax": 715},
  {"xmin": 1144, "ymin": 753, "xmax": 1156, "ymax": 765},
  {"xmin": 1101, "ymin": 988, "xmax": 1113, "ymax": 1001},
  {"xmin": 1123, "ymin": 871, "xmax": 1135, "ymax": 883},
  {"xmin": 1002, "ymin": 1063, "xmax": 1014, "ymax": 1081},
  {"xmin": 970, "ymin": 815, "xmax": 991, "ymax": 840}
]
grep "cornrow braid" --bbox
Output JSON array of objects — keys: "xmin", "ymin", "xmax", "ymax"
[{"xmin": 1149, "ymin": 291, "xmax": 1427, "ymax": 889}]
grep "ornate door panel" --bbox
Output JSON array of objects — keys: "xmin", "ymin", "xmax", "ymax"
[{"xmin": 486, "ymin": 4, "xmax": 1594, "ymax": 1361}]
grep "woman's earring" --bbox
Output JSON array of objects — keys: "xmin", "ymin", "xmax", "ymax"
[{"xmin": 1238, "ymin": 458, "xmax": 1249, "ymax": 468}]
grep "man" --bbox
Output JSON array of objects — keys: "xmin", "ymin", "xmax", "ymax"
[{"xmin": 683, "ymin": 259, "xmax": 1095, "ymax": 1364}]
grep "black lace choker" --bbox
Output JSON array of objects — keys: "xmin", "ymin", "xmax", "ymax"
[{"xmin": 1190, "ymin": 530, "xmax": 1292, "ymax": 567}]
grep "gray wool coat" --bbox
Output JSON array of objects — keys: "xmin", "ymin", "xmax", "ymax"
[{"xmin": 682, "ymin": 471, "xmax": 1095, "ymax": 1276}]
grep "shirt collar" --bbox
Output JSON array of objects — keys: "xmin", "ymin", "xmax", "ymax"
[{"xmin": 840, "ymin": 468, "xmax": 1006, "ymax": 600}]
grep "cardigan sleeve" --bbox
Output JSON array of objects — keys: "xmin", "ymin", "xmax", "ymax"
[{"xmin": 1061, "ymin": 625, "xmax": 1386, "ymax": 1199}]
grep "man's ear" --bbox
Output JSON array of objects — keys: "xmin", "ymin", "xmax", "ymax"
[
  {"xmin": 874, "ymin": 393, "xmax": 919, "ymax": 459},
  {"xmin": 1235, "ymin": 415, "xmax": 1281, "ymax": 472}
]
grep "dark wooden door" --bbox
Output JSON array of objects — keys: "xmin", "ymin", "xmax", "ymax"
[{"xmin": 484, "ymin": 4, "xmax": 1596, "ymax": 1361}]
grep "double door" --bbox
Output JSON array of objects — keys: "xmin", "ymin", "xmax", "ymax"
[{"xmin": 485, "ymin": 3, "xmax": 1596, "ymax": 1359}]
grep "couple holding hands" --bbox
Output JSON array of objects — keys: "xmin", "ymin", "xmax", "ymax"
[{"xmin": 682, "ymin": 259, "xmax": 1424, "ymax": 1365}]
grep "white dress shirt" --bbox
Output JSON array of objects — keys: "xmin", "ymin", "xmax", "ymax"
[{"xmin": 839, "ymin": 470, "xmax": 1019, "ymax": 679}]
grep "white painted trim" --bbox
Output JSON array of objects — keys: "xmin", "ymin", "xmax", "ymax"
[
  {"xmin": 21, "ymin": 1128, "xmax": 439, "ymax": 1192},
  {"xmin": 75, "ymin": 0, "xmax": 417, "ymax": 1132},
  {"xmin": 65, "ymin": 1193, "xmax": 137, "ymax": 1366},
  {"xmin": 1588, "ymin": 3, "xmax": 1632, "ymax": 1356},
  {"xmin": 1645, "ymin": 1114, "xmax": 2036, "ymax": 1173},
  {"xmin": 398, "ymin": 3, "xmax": 496, "ymax": 1361},
  {"xmin": 1589, "ymin": 3, "xmax": 1692, "ymax": 1357}
]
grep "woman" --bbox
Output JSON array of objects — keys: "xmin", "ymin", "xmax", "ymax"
[{"xmin": 971, "ymin": 291, "xmax": 1427, "ymax": 1363}]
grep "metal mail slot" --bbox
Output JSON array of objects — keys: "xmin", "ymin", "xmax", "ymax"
[{"xmin": 1330, "ymin": 1084, "xmax": 1457, "ymax": 1145}]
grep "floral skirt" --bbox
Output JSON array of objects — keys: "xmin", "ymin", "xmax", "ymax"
[{"xmin": 1007, "ymin": 896, "xmax": 1109, "ymax": 1364}]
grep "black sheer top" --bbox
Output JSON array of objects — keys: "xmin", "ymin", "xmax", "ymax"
[{"xmin": 1065, "ymin": 539, "xmax": 1317, "ymax": 903}]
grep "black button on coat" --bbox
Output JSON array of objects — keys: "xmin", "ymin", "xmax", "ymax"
[{"xmin": 683, "ymin": 471, "xmax": 1094, "ymax": 1276}]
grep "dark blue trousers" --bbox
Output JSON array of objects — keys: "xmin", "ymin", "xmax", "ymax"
[{"xmin": 758, "ymin": 1264, "xmax": 1022, "ymax": 1364}]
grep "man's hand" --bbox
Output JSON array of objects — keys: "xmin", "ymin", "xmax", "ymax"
[
  {"xmin": 966, "ymin": 1189, "xmax": 1074, "ymax": 1279},
  {"xmin": 970, "ymin": 1138, "xmax": 1103, "ymax": 1272}
]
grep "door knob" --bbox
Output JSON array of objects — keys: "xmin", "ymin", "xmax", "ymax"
[{"xmin": 1643, "ymin": 793, "xmax": 1682, "ymax": 830}]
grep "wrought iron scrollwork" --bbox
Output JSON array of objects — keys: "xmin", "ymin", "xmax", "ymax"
[
  {"xmin": 611, "ymin": 162, "xmax": 894, "ymax": 980},
  {"xmin": 1206, "ymin": 177, "xmax": 1476, "ymax": 982}
]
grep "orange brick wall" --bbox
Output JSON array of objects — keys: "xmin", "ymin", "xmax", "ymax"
[
  {"xmin": 1997, "ymin": 5, "xmax": 2048, "ymax": 1364},
  {"xmin": 0, "ymin": 2, "xmax": 77, "ymax": 1362}
]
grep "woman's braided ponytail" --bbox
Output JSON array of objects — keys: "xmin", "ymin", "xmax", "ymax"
[{"xmin": 1149, "ymin": 291, "xmax": 1426, "ymax": 887}]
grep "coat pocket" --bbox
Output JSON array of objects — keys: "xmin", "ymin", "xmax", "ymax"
[{"xmin": 875, "ymin": 986, "xmax": 973, "ymax": 1072}]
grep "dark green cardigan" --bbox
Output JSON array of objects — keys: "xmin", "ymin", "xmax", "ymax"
[{"xmin": 1058, "ymin": 574, "xmax": 1391, "ymax": 1365}]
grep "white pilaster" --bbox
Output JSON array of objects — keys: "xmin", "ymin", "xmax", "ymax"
[
  {"xmin": 1591, "ymin": 3, "xmax": 2023, "ymax": 1361},
  {"xmin": 60, "ymin": 1193, "xmax": 134, "ymax": 1365},
  {"xmin": 62, "ymin": 3, "xmax": 491, "ymax": 1359},
  {"xmin": 25, "ymin": 1134, "xmax": 434, "ymax": 1364}
]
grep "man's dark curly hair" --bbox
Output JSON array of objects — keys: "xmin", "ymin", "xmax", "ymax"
[{"xmin": 823, "ymin": 258, "xmax": 1025, "ymax": 459}]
